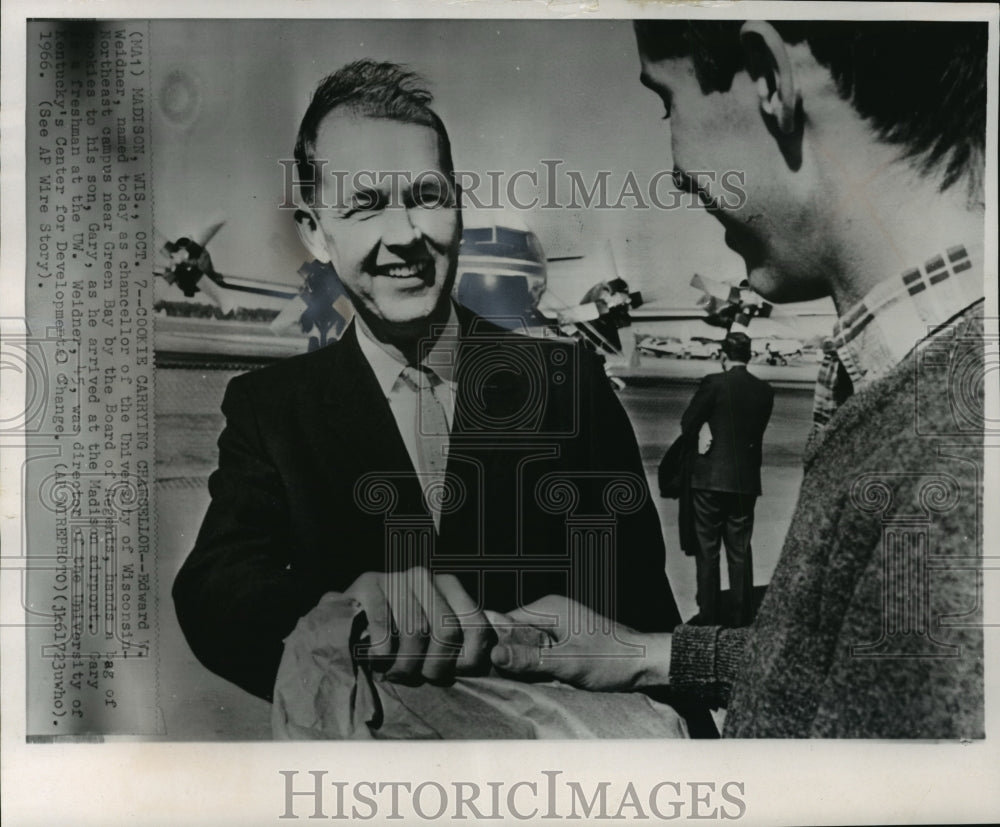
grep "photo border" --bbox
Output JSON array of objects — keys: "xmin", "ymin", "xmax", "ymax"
[{"xmin": 2, "ymin": 1, "xmax": 998, "ymax": 824}]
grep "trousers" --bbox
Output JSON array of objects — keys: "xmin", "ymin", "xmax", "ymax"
[{"xmin": 691, "ymin": 488, "xmax": 756, "ymax": 627}]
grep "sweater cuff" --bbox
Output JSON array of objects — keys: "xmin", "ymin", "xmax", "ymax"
[
  {"xmin": 669, "ymin": 624, "xmax": 750, "ymax": 704},
  {"xmin": 715, "ymin": 627, "xmax": 750, "ymax": 686},
  {"xmin": 670, "ymin": 625, "xmax": 721, "ymax": 687}
]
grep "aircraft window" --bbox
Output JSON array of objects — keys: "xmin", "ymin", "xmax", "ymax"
[
  {"xmin": 525, "ymin": 233, "xmax": 544, "ymax": 263},
  {"xmin": 495, "ymin": 227, "xmax": 530, "ymax": 257},
  {"xmin": 461, "ymin": 227, "xmax": 493, "ymax": 245},
  {"xmin": 461, "ymin": 227, "xmax": 543, "ymax": 263}
]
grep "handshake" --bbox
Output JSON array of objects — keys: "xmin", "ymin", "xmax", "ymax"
[{"xmin": 345, "ymin": 567, "xmax": 672, "ymax": 693}]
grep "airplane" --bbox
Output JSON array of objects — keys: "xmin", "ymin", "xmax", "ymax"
[
  {"xmin": 153, "ymin": 219, "xmax": 831, "ymax": 372},
  {"xmin": 628, "ymin": 272, "xmax": 839, "ymax": 335},
  {"xmin": 156, "ymin": 218, "xmax": 590, "ymax": 351},
  {"xmin": 157, "ymin": 220, "xmax": 301, "ymax": 306}
]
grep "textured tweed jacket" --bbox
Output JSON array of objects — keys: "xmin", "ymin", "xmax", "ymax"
[{"xmin": 670, "ymin": 302, "xmax": 985, "ymax": 738}]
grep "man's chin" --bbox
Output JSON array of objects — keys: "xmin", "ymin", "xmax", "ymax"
[
  {"xmin": 368, "ymin": 293, "xmax": 451, "ymax": 334},
  {"xmin": 743, "ymin": 264, "xmax": 772, "ymax": 296},
  {"xmin": 746, "ymin": 263, "xmax": 828, "ymax": 305},
  {"xmin": 742, "ymin": 263, "xmax": 790, "ymax": 304}
]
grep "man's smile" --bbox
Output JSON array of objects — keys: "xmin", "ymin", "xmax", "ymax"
[{"xmin": 370, "ymin": 258, "xmax": 435, "ymax": 281}]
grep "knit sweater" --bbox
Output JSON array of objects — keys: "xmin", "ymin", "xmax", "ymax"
[{"xmin": 670, "ymin": 302, "xmax": 985, "ymax": 738}]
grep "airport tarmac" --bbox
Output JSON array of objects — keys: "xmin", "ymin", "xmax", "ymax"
[{"xmin": 153, "ymin": 366, "xmax": 813, "ymax": 740}]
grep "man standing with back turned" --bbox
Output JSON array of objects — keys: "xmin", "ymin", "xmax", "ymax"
[
  {"xmin": 681, "ymin": 331, "xmax": 773, "ymax": 627},
  {"xmin": 493, "ymin": 20, "xmax": 987, "ymax": 738}
]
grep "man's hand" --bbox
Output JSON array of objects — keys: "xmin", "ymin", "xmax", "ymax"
[
  {"xmin": 489, "ymin": 595, "xmax": 672, "ymax": 692},
  {"xmin": 344, "ymin": 567, "xmax": 492, "ymax": 685},
  {"xmin": 698, "ymin": 422, "xmax": 713, "ymax": 455}
]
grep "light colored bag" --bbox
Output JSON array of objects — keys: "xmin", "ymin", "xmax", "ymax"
[{"xmin": 272, "ymin": 593, "xmax": 688, "ymax": 740}]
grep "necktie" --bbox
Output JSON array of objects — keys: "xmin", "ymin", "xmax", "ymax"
[{"xmin": 394, "ymin": 364, "xmax": 450, "ymax": 526}]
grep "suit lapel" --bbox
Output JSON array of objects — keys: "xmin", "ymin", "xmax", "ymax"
[
  {"xmin": 314, "ymin": 308, "xmax": 529, "ymax": 534},
  {"xmin": 438, "ymin": 307, "xmax": 508, "ymax": 552},
  {"xmin": 318, "ymin": 324, "xmax": 427, "ymax": 515},
  {"xmin": 451, "ymin": 305, "xmax": 532, "ymax": 438}
]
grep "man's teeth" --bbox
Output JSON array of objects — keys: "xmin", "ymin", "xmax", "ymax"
[{"xmin": 383, "ymin": 262, "xmax": 426, "ymax": 278}]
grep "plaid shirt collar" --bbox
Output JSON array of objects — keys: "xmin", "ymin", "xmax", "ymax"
[{"xmin": 811, "ymin": 243, "xmax": 984, "ymax": 433}]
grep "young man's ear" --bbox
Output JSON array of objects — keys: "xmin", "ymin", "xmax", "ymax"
[
  {"xmin": 294, "ymin": 205, "xmax": 332, "ymax": 264},
  {"xmin": 739, "ymin": 21, "xmax": 799, "ymax": 135}
]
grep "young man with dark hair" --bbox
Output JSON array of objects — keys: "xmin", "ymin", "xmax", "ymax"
[
  {"xmin": 493, "ymin": 20, "xmax": 986, "ymax": 738},
  {"xmin": 173, "ymin": 60, "xmax": 679, "ymax": 703}
]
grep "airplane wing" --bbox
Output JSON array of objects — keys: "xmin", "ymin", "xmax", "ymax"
[
  {"xmin": 153, "ymin": 264, "xmax": 299, "ymax": 300},
  {"xmin": 268, "ymin": 294, "xmax": 311, "ymax": 334},
  {"xmin": 194, "ymin": 218, "xmax": 227, "ymax": 250},
  {"xmin": 690, "ymin": 272, "xmax": 739, "ymax": 302},
  {"xmin": 627, "ymin": 307, "xmax": 715, "ymax": 321},
  {"xmin": 206, "ymin": 272, "xmax": 299, "ymax": 300}
]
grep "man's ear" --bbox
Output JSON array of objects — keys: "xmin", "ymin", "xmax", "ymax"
[
  {"xmin": 294, "ymin": 206, "xmax": 333, "ymax": 263},
  {"xmin": 739, "ymin": 21, "xmax": 799, "ymax": 135}
]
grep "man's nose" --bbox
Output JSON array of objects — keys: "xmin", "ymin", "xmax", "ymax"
[
  {"xmin": 673, "ymin": 167, "xmax": 715, "ymax": 209},
  {"xmin": 381, "ymin": 205, "xmax": 423, "ymax": 249},
  {"xmin": 672, "ymin": 167, "xmax": 698, "ymax": 194}
]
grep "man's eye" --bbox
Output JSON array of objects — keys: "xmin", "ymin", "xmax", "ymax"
[
  {"xmin": 351, "ymin": 190, "xmax": 388, "ymax": 214},
  {"xmin": 411, "ymin": 183, "xmax": 449, "ymax": 209}
]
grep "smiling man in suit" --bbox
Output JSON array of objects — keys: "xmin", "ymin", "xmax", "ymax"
[{"xmin": 172, "ymin": 60, "xmax": 679, "ymax": 703}]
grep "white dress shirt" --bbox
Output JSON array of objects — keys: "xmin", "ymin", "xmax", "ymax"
[{"xmin": 355, "ymin": 304, "xmax": 460, "ymax": 527}]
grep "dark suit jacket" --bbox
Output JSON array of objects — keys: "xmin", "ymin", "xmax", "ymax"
[
  {"xmin": 173, "ymin": 305, "xmax": 679, "ymax": 700},
  {"xmin": 680, "ymin": 365, "xmax": 774, "ymax": 496}
]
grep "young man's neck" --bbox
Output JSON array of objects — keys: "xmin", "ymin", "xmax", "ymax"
[{"xmin": 818, "ymin": 149, "xmax": 984, "ymax": 315}]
